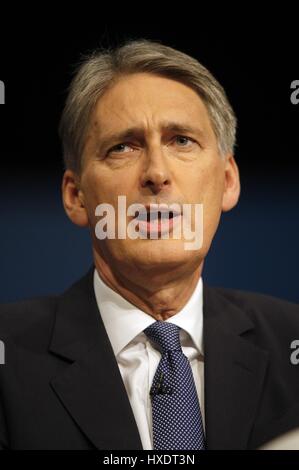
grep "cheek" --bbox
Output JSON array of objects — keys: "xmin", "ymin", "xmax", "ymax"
[
  {"xmin": 81, "ymin": 165, "xmax": 136, "ymax": 227},
  {"xmin": 83, "ymin": 162, "xmax": 136, "ymax": 200},
  {"xmin": 80, "ymin": 169, "xmax": 107, "ymax": 225},
  {"xmin": 203, "ymin": 170, "xmax": 225, "ymax": 240},
  {"xmin": 81, "ymin": 166, "xmax": 112, "ymax": 206},
  {"xmin": 187, "ymin": 158, "xmax": 224, "ymax": 203},
  {"xmin": 205, "ymin": 168, "xmax": 225, "ymax": 210},
  {"xmin": 190, "ymin": 160, "xmax": 225, "ymax": 239}
]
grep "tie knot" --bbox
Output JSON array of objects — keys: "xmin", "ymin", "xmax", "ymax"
[{"xmin": 144, "ymin": 321, "xmax": 182, "ymax": 352}]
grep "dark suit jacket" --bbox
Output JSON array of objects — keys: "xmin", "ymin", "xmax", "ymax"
[{"xmin": 0, "ymin": 266, "xmax": 299, "ymax": 450}]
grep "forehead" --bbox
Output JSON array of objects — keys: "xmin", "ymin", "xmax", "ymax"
[{"xmin": 92, "ymin": 73, "xmax": 212, "ymax": 133}]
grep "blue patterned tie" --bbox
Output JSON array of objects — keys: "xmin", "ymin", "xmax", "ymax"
[{"xmin": 144, "ymin": 321, "xmax": 205, "ymax": 450}]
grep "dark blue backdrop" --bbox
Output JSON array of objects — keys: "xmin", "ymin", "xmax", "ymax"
[{"xmin": 1, "ymin": 173, "xmax": 298, "ymax": 304}]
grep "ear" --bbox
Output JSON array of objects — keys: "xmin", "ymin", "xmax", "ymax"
[
  {"xmin": 221, "ymin": 155, "xmax": 241, "ymax": 212},
  {"xmin": 62, "ymin": 169, "xmax": 89, "ymax": 227}
]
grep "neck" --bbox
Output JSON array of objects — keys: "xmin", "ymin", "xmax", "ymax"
[{"xmin": 93, "ymin": 249, "xmax": 203, "ymax": 321}]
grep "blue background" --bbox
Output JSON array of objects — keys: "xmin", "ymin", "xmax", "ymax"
[{"xmin": 1, "ymin": 173, "xmax": 298, "ymax": 304}]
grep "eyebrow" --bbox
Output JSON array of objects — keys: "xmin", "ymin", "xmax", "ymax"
[{"xmin": 97, "ymin": 121, "xmax": 205, "ymax": 151}]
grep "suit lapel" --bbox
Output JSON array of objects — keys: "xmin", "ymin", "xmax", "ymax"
[
  {"xmin": 203, "ymin": 284, "xmax": 269, "ymax": 449},
  {"xmin": 48, "ymin": 266, "xmax": 143, "ymax": 450}
]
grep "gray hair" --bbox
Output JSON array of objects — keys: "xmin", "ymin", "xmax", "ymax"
[{"xmin": 59, "ymin": 39, "xmax": 237, "ymax": 173}]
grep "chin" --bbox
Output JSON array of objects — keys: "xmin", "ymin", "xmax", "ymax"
[{"xmin": 130, "ymin": 242, "xmax": 195, "ymax": 265}]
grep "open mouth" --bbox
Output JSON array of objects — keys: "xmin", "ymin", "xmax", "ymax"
[
  {"xmin": 133, "ymin": 205, "xmax": 182, "ymax": 236},
  {"xmin": 134, "ymin": 210, "xmax": 177, "ymax": 222}
]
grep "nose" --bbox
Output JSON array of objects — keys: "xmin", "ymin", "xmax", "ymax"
[{"xmin": 140, "ymin": 146, "xmax": 171, "ymax": 194}]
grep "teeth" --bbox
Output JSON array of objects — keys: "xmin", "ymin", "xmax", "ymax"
[
  {"xmin": 133, "ymin": 204, "xmax": 181, "ymax": 222},
  {"xmin": 135, "ymin": 211, "xmax": 177, "ymax": 221}
]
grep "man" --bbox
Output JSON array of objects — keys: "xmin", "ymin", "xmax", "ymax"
[{"xmin": 0, "ymin": 39, "xmax": 299, "ymax": 450}]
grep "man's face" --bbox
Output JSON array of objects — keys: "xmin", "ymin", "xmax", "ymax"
[{"xmin": 72, "ymin": 72, "xmax": 239, "ymax": 278}]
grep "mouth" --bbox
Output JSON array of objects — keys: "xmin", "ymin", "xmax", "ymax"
[{"xmin": 133, "ymin": 204, "xmax": 182, "ymax": 237}]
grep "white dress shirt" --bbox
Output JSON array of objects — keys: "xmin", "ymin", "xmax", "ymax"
[{"xmin": 93, "ymin": 269, "xmax": 205, "ymax": 450}]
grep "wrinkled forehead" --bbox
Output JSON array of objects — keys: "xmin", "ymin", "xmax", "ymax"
[{"xmin": 91, "ymin": 73, "xmax": 213, "ymax": 137}]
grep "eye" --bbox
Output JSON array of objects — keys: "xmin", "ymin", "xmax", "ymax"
[
  {"xmin": 174, "ymin": 135, "xmax": 195, "ymax": 147},
  {"xmin": 107, "ymin": 143, "xmax": 133, "ymax": 155}
]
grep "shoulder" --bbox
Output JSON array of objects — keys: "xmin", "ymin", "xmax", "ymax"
[
  {"xmin": 213, "ymin": 285, "xmax": 299, "ymax": 315},
  {"xmin": 206, "ymin": 284, "xmax": 299, "ymax": 343},
  {"xmin": 0, "ymin": 267, "xmax": 94, "ymax": 353},
  {"xmin": 0, "ymin": 295, "xmax": 58, "ymax": 353},
  {"xmin": 214, "ymin": 286, "xmax": 299, "ymax": 318}
]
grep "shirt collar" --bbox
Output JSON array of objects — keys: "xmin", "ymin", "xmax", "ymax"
[{"xmin": 93, "ymin": 269, "xmax": 204, "ymax": 357}]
